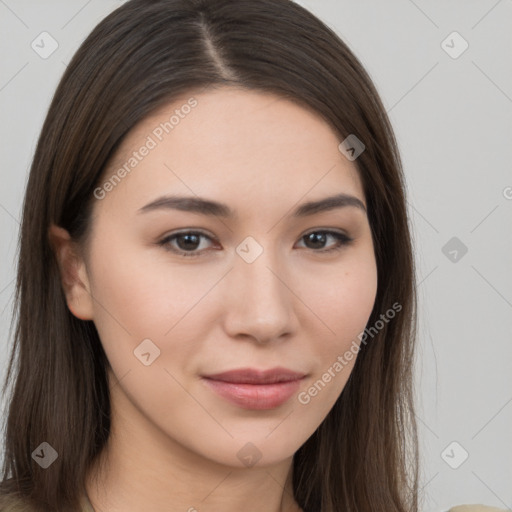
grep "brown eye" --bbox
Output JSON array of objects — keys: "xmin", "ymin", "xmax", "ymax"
[
  {"xmin": 157, "ymin": 229, "xmax": 353, "ymax": 259},
  {"xmin": 158, "ymin": 231, "xmax": 216, "ymax": 258},
  {"xmin": 297, "ymin": 230, "xmax": 353, "ymax": 253}
]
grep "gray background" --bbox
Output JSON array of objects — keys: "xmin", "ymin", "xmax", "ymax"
[{"xmin": 1, "ymin": 1, "xmax": 511, "ymax": 510}]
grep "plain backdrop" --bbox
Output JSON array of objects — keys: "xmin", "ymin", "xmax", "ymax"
[{"xmin": 0, "ymin": 1, "xmax": 511, "ymax": 511}]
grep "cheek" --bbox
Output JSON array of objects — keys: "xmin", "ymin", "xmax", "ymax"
[
  {"xmin": 299, "ymin": 250, "xmax": 377, "ymax": 383},
  {"xmin": 295, "ymin": 257, "xmax": 377, "ymax": 417},
  {"xmin": 304, "ymin": 250, "xmax": 378, "ymax": 344},
  {"xmin": 88, "ymin": 230, "xmax": 203, "ymax": 333},
  {"xmin": 86, "ymin": 246, "xmax": 209, "ymax": 424},
  {"xmin": 86, "ymin": 234, "xmax": 222, "ymax": 396}
]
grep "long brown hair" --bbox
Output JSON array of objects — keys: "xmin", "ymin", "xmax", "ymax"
[{"xmin": 0, "ymin": 0, "xmax": 419, "ymax": 510}]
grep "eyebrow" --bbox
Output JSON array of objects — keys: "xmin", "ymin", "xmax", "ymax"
[{"xmin": 137, "ymin": 193, "xmax": 367, "ymax": 219}]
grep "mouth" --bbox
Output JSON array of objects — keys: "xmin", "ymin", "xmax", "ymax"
[{"xmin": 200, "ymin": 367, "xmax": 307, "ymax": 410}]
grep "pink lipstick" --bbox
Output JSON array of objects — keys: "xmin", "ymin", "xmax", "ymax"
[{"xmin": 201, "ymin": 367, "xmax": 306, "ymax": 410}]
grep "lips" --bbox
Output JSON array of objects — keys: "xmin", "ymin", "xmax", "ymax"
[
  {"xmin": 201, "ymin": 367, "xmax": 307, "ymax": 384},
  {"xmin": 200, "ymin": 367, "xmax": 308, "ymax": 410}
]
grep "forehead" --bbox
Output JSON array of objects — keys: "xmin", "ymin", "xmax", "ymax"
[{"xmin": 95, "ymin": 86, "xmax": 365, "ymax": 217}]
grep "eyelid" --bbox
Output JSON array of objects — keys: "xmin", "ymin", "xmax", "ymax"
[
  {"xmin": 157, "ymin": 227, "xmax": 354, "ymax": 258},
  {"xmin": 156, "ymin": 229, "xmax": 218, "ymax": 257},
  {"xmin": 301, "ymin": 227, "xmax": 350, "ymax": 238},
  {"xmin": 296, "ymin": 229, "xmax": 354, "ymax": 252}
]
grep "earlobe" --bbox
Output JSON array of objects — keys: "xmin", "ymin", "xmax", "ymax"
[{"xmin": 48, "ymin": 223, "xmax": 94, "ymax": 321}]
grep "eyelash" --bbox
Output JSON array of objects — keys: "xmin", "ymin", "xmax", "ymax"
[{"xmin": 157, "ymin": 229, "xmax": 354, "ymax": 258}]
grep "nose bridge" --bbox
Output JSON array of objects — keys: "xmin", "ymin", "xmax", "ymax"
[{"xmin": 223, "ymin": 235, "xmax": 293, "ymax": 342}]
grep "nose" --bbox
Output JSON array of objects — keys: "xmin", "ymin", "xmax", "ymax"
[{"xmin": 221, "ymin": 246, "xmax": 296, "ymax": 344}]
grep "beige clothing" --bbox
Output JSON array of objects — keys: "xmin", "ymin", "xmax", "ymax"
[
  {"xmin": 447, "ymin": 507, "xmax": 509, "ymax": 512},
  {"xmin": 0, "ymin": 493, "xmax": 508, "ymax": 512}
]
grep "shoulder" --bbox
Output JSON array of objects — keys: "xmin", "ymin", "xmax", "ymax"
[
  {"xmin": 0, "ymin": 492, "xmax": 94, "ymax": 512},
  {"xmin": 447, "ymin": 505, "xmax": 509, "ymax": 512},
  {"xmin": 0, "ymin": 493, "xmax": 32, "ymax": 512}
]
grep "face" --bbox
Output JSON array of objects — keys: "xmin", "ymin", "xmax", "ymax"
[{"xmin": 54, "ymin": 86, "xmax": 378, "ymax": 470}]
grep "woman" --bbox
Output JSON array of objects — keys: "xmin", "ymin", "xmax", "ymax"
[{"xmin": 0, "ymin": 0, "xmax": 505, "ymax": 511}]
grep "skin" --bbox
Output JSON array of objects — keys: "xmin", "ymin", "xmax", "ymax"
[{"xmin": 49, "ymin": 86, "xmax": 378, "ymax": 512}]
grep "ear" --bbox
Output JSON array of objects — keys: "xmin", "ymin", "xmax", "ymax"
[{"xmin": 48, "ymin": 224, "xmax": 94, "ymax": 321}]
